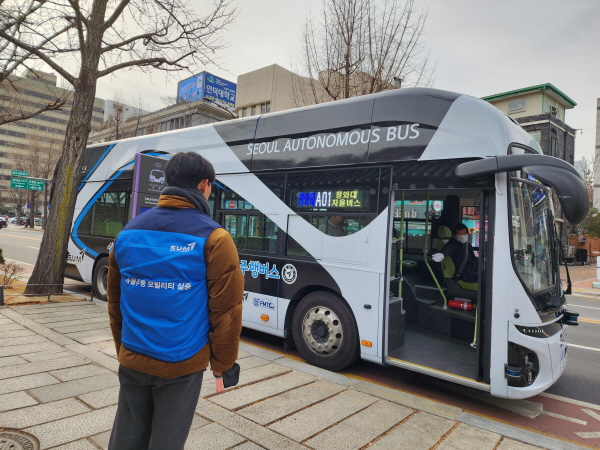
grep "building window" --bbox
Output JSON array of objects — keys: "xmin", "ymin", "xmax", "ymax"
[
  {"xmin": 508, "ymin": 98, "xmax": 525, "ymax": 113},
  {"xmin": 260, "ymin": 102, "xmax": 271, "ymax": 114},
  {"xmin": 241, "ymin": 108, "xmax": 247, "ymax": 118},
  {"xmin": 251, "ymin": 105, "xmax": 256, "ymax": 116},
  {"xmin": 545, "ymin": 102, "xmax": 559, "ymax": 118},
  {"xmin": 527, "ymin": 130, "xmax": 541, "ymax": 144}
]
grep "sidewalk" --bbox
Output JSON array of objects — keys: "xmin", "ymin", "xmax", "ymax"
[
  {"xmin": 561, "ymin": 264, "xmax": 600, "ymax": 298},
  {"xmin": 0, "ymin": 301, "xmax": 588, "ymax": 450}
]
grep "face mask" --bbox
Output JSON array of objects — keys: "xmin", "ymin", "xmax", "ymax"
[{"xmin": 456, "ymin": 234, "xmax": 468, "ymax": 244}]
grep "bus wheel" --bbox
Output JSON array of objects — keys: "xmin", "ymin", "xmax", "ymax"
[
  {"xmin": 292, "ymin": 291, "xmax": 359, "ymax": 371},
  {"xmin": 92, "ymin": 257, "xmax": 109, "ymax": 301}
]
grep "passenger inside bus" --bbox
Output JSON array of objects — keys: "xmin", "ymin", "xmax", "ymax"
[
  {"xmin": 432, "ymin": 223, "xmax": 478, "ymax": 284},
  {"xmin": 318, "ymin": 215, "xmax": 346, "ymax": 236},
  {"xmin": 388, "ymin": 189, "xmax": 484, "ymax": 379}
]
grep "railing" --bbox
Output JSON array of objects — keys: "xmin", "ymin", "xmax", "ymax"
[{"xmin": 0, "ymin": 283, "xmax": 95, "ymax": 307}]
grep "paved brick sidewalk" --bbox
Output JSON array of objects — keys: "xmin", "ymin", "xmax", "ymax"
[{"xmin": 0, "ymin": 301, "xmax": 587, "ymax": 450}]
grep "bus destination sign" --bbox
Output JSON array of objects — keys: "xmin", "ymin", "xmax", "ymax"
[{"xmin": 294, "ymin": 189, "xmax": 367, "ymax": 210}]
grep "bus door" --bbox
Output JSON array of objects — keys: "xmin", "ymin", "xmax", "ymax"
[{"xmin": 385, "ymin": 188, "xmax": 490, "ymax": 386}]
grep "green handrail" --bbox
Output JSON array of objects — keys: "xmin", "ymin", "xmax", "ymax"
[
  {"xmin": 471, "ymin": 306, "xmax": 478, "ymax": 348},
  {"xmin": 422, "ymin": 191, "xmax": 447, "ymax": 309}
]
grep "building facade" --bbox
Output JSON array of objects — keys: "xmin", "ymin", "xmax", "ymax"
[
  {"xmin": 88, "ymin": 98, "xmax": 234, "ymax": 144},
  {"xmin": 103, "ymin": 99, "xmax": 150, "ymax": 123},
  {"xmin": 0, "ymin": 70, "xmax": 104, "ymax": 210},
  {"xmin": 235, "ymin": 65, "xmax": 299, "ymax": 118},
  {"xmin": 483, "ymin": 84, "xmax": 577, "ymax": 244},
  {"xmin": 234, "ymin": 64, "xmax": 393, "ymax": 118}
]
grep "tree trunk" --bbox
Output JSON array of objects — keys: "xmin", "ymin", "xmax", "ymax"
[
  {"xmin": 25, "ymin": 81, "xmax": 97, "ymax": 294},
  {"xmin": 25, "ymin": 11, "xmax": 105, "ymax": 295}
]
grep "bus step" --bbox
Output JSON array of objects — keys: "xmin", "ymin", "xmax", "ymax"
[{"xmin": 415, "ymin": 284, "xmax": 446, "ymax": 302}]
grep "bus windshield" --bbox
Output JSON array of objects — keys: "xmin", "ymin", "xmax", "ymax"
[{"xmin": 510, "ymin": 175, "xmax": 556, "ymax": 293}]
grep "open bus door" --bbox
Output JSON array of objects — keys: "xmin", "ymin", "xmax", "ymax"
[{"xmin": 385, "ymin": 188, "xmax": 491, "ymax": 390}]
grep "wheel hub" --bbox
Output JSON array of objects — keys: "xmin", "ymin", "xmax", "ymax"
[
  {"xmin": 97, "ymin": 265, "xmax": 108, "ymax": 296},
  {"xmin": 302, "ymin": 306, "xmax": 343, "ymax": 357}
]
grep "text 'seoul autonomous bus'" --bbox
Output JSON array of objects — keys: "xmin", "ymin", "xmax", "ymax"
[{"xmin": 67, "ymin": 88, "xmax": 587, "ymax": 399}]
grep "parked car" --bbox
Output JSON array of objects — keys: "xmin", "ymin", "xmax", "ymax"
[{"xmin": 0, "ymin": 218, "xmax": 6, "ymax": 228}]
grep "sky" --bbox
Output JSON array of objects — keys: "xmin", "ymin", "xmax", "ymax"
[{"xmin": 96, "ymin": 0, "xmax": 600, "ymax": 161}]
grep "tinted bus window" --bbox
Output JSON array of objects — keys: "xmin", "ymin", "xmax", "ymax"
[{"xmin": 79, "ymin": 181, "xmax": 130, "ymax": 237}]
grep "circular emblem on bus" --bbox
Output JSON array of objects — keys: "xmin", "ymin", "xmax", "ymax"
[{"xmin": 282, "ymin": 264, "xmax": 297, "ymax": 284}]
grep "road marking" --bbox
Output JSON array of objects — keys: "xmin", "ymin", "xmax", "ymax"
[
  {"xmin": 583, "ymin": 409, "xmax": 600, "ymax": 421},
  {"xmin": 570, "ymin": 304, "xmax": 600, "ymax": 310},
  {"xmin": 579, "ymin": 318, "xmax": 600, "ymax": 325},
  {"xmin": 540, "ymin": 393, "xmax": 600, "ymax": 411},
  {"xmin": 5, "ymin": 258, "xmax": 34, "ymax": 267},
  {"xmin": 575, "ymin": 432, "xmax": 600, "ymax": 439},
  {"xmin": 540, "ymin": 410, "xmax": 586, "ymax": 425},
  {"xmin": 0, "ymin": 234, "xmax": 41, "ymax": 241},
  {"xmin": 26, "ymin": 246, "xmax": 39, "ymax": 250},
  {"xmin": 569, "ymin": 343, "xmax": 600, "ymax": 352}
]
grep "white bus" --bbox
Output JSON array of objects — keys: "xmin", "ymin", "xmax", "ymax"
[{"xmin": 67, "ymin": 88, "xmax": 586, "ymax": 399}]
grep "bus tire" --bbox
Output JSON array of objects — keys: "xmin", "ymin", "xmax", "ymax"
[
  {"xmin": 92, "ymin": 256, "xmax": 109, "ymax": 301},
  {"xmin": 292, "ymin": 291, "xmax": 359, "ymax": 372}
]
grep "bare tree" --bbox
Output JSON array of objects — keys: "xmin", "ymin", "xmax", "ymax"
[
  {"xmin": 294, "ymin": 0, "xmax": 434, "ymax": 106},
  {"xmin": 100, "ymin": 91, "xmax": 128, "ymax": 141},
  {"xmin": 1, "ymin": 1, "xmax": 72, "ymax": 124},
  {"xmin": 13, "ymin": 133, "xmax": 62, "ymax": 228},
  {"xmin": 0, "ymin": 0, "xmax": 236, "ymax": 294}
]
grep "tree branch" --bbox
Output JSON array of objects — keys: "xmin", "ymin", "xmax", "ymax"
[
  {"xmin": 0, "ymin": 28, "xmax": 76, "ymax": 85},
  {"xmin": 97, "ymin": 52, "xmax": 193, "ymax": 78}
]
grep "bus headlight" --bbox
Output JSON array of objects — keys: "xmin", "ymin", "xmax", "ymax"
[{"xmin": 506, "ymin": 342, "xmax": 539, "ymax": 387}]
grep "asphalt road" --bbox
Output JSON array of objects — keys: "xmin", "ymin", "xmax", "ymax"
[
  {"xmin": 546, "ymin": 295, "xmax": 600, "ymax": 403},
  {"xmin": 0, "ymin": 223, "xmax": 43, "ymax": 266}
]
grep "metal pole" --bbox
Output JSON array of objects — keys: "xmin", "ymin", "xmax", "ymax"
[
  {"xmin": 0, "ymin": 285, "xmax": 4, "ymax": 307},
  {"xmin": 43, "ymin": 185, "xmax": 48, "ymax": 230},
  {"xmin": 16, "ymin": 190, "xmax": 22, "ymax": 226}
]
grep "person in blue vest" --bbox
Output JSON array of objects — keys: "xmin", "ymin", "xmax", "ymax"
[
  {"xmin": 107, "ymin": 152, "xmax": 244, "ymax": 450},
  {"xmin": 432, "ymin": 223, "xmax": 479, "ymax": 283}
]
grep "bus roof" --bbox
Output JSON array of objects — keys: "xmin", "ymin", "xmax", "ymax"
[{"xmin": 87, "ymin": 88, "xmax": 539, "ymax": 176}]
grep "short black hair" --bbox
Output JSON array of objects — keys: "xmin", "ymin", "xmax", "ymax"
[
  {"xmin": 453, "ymin": 223, "xmax": 468, "ymax": 233},
  {"xmin": 165, "ymin": 152, "xmax": 215, "ymax": 188}
]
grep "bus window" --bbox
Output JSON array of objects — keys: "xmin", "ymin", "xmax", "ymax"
[
  {"xmin": 79, "ymin": 182, "xmax": 130, "ymax": 237},
  {"xmin": 286, "ymin": 214, "xmax": 370, "ymax": 256},
  {"xmin": 218, "ymin": 179, "xmax": 280, "ymax": 254},
  {"xmin": 224, "ymin": 214, "xmax": 247, "ymax": 248}
]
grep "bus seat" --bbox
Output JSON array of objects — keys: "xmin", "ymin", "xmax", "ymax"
[
  {"xmin": 106, "ymin": 222, "xmax": 123, "ymax": 238},
  {"xmin": 92, "ymin": 222, "xmax": 106, "ymax": 236},
  {"xmin": 437, "ymin": 226, "xmax": 478, "ymax": 299},
  {"xmin": 436, "ymin": 225, "xmax": 452, "ymax": 251}
]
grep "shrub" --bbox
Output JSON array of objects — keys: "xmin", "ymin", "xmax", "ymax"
[{"xmin": 0, "ymin": 260, "xmax": 25, "ymax": 287}]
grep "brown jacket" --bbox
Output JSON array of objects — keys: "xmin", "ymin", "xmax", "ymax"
[{"xmin": 107, "ymin": 195, "xmax": 244, "ymax": 379}]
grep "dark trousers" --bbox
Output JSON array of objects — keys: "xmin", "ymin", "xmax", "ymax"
[{"xmin": 108, "ymin": 365, "xmax": 204, "ymax": 450}]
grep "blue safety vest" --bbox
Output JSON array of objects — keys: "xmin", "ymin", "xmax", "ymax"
[{"xmin": 114, "ymin": 207, "xmax": 220, "ymax": 362}]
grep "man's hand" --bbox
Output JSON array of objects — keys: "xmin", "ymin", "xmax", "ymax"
[
  {"xmin": 432, "ymin": 253, "xmax": 444, "ymax": 263},
  {"xmin": 212, "ymin": 371, "xmax": 222, "ymax": 377}
]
